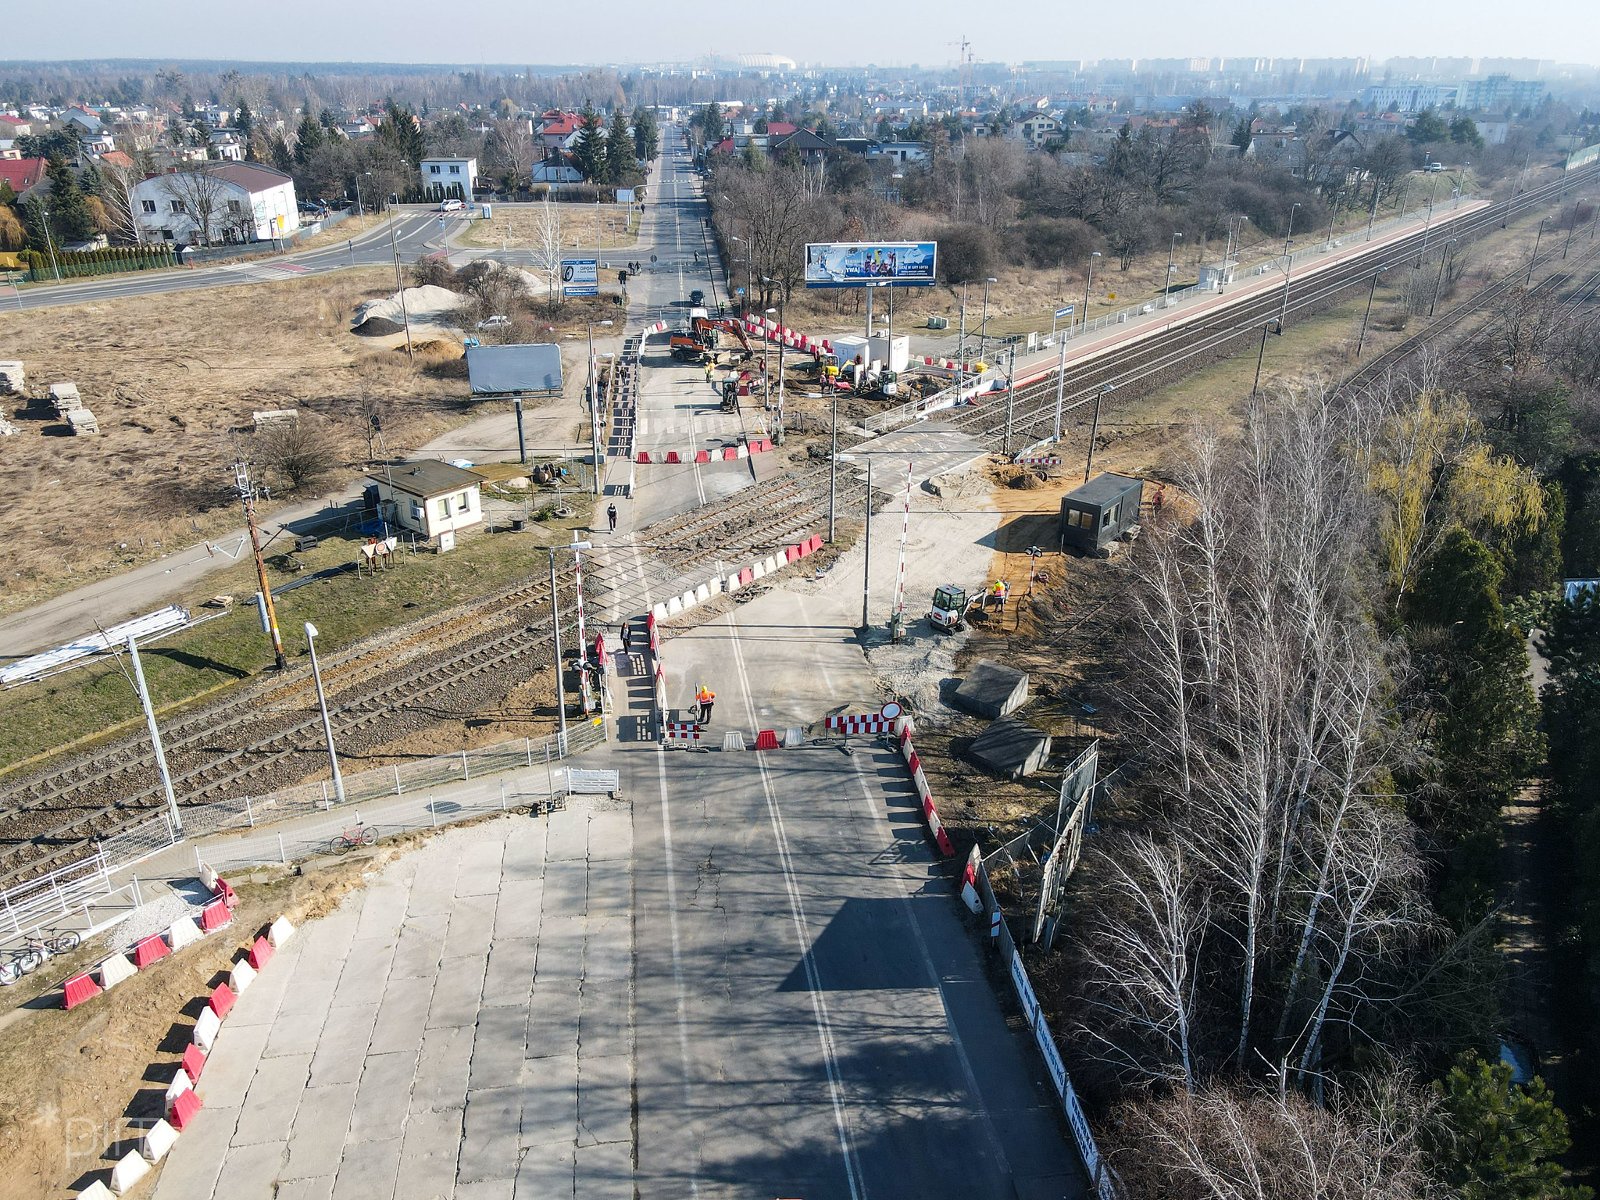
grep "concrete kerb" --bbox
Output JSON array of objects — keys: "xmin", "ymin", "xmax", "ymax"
[{"xmin": 892, "ymin": 714, "xmax": 955, "ymax": 857}]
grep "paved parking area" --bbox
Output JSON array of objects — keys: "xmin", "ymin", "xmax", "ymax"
[{"xmin": 154, "ymin": 798, "xmax": 633, "ymax": 1200}]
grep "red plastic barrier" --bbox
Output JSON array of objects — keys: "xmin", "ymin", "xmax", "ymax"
[
  {"xmin": 807, "ymin": 535, "xmax": 824, "ymax": 554},
  {"xmin": 199, "ymin": 900, "xmax": 231, "ymax": 932},
  {"xmin": 754, "ymin": 729, "xmax": 780, "ymax": 751},
  {"xmin": 209, "ymin": 981, "xmax": 237, "ymax": 1020},
  {"xmin": 63, "ymin": 972, "xmax": 102, "ymax": 1010},
  {"xmin": 694, "ymin": 449, "xmax": 711, "ymax": 463},
  {"xmin": 170, "ymin": 1088, "xmax": 202, "ymax": 1130},
  {"xmin": 722, "ymin": 446, "xmax": 738, "ymax": 460},
  {"xmin": 181, "ymin": 1043, "xmax": 206, "ymax": 1082},
  {"xmin": 215, "ymin": 879, "xmax": 238, "ymax": 909},
  {"xmin": 737, "ymin": 567, "xmax": 753, "ymax": 586},
  {"xmin": 666, "ymin": 449, "xmax": 683, "ymax": 464},
  {"xmin": 636, "ymin": 450, "xmax": 653, "ymax": 464},
  {"xmin": 794, "ymin": 541, "xmax": 811, "ymax": 559},
  {"xmin": 247, "ymin": 936, "xmax": 274, "ymax": 971},
  {"xmin": 132, "ymin": 935, "xmax": 171, "ymax": 970},
  {"xmin": 907, "ymin": 752, "xmax": 922, "ymax": 776}
]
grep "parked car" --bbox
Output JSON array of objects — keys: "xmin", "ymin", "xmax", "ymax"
[
  {"xmin": 689, "ymin": 289, "xmax": 705, "ymax": 305},
  {"xmin": 438, "ymin": 198, "xmax": 464, "ymax": 212},
  {"xmin": 476, "ymin": 315, "xmax": 510, "ymax": 329}
]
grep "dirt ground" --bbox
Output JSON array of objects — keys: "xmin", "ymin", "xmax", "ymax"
[
  {"xmin": 0, "ymin": 848, "xmax": 404, "ymax": 1200},
  {"xmin": 455, "ymin": 204, "xmax": 639, "ymax": 252},
  {"xmin": 0, "ymin": 268, "xmax": 485, "ymax": 614}
]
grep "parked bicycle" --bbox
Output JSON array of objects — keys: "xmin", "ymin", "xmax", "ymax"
[
  {"xmin": 0, "ymin": 930, "xmax": 81, "ymax": 985},
  {"xmin": 329, "ymin": 824, "xmax": 378, "ymax": 854}
]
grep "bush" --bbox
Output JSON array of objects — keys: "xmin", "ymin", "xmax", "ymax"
[
  {"xmin": 256, "ymin": 418, "xmax": 336, "ymax": 492},
  {"xmin": 936, "ymin": 222, "xmax": 999, "ymax": 284},
  {"xmin": 1013, "ymin": 216, "xmax": 1099, "ymax": 269}
]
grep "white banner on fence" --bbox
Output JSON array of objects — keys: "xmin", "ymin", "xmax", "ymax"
[{"xmin": 1010, "ymin": 948, "xmax": 1040, "ymax": 1027}]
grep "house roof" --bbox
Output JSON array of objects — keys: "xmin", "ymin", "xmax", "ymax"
[
  {"xmin": 764, "ymin": 121, "xmax": 798, "ymax": 136},
  {"xmin": 539, "ymin": 114, "xmax": 585, "ymax": 137},
  {"xmin": 0, "ymin": 115, "xmax": 26, "ymax": 127},
  {"xmin": 0, "ymin": 158, "xmax": 47, "ymax": 193},
  {"xmin": 770, "ymin": 128, "xmax": 832, "ymax": 152},
  {"xmin": 97, "ymin": 150, "xmax": 136, "ymax": 170},
  {"xmin": 208, "ymin": 162, "xmax": 294, "ymax": 194},
  {"xmin": 369, "ymin": 460, "xmax": 483, "ymax": 498},
  {"xmin": 1064, "ymin": 472, "xmax": 1142, "ymax": 508}
]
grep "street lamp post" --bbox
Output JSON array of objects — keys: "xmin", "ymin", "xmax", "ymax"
[
  {"xmin": 353, "ymin": 172, "xmax": 366, "ymax": 218},
  {"xmin": 1083, "ymin": 383, "xmax": 1114, "ymax": 483},
  {"xmin": 1163, "ymin": 232, "xmax": 1182, "ymax": 307},
  {"xmin": 730, "ymin": 233, "xmax": 754, "ymax": 316},
  {"xmin": 1564, "ymin": 198, "xmax": 1586, "ymax": 259},
  {"xmin": 1430, "ymin": 239, "xmax": 1457, "ymax": 316},
  {"xmin": 39, "ymin": 207, "xmax": 63, "ymax": 282},
  {"xmin": 1082, "ymin": 251, "xmax": 1101, "ymax": 335},
  {"xmin": 304, "ymin": 622, "xmax": 346, "ymax": 806},
  {"xmin": 1454, "ymin": 160, "xmax": 1471, "ymax": 210},
  {"xmin": 587, "ymin": 320, "xmax": 615, "ymax": 496},
  {"xmin": 386, "ymin": 193, "xmax": 413, "ymax": 361}
]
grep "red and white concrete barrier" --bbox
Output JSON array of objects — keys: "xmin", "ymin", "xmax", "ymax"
[
  {"xmin": 824, "ymin": 713, "xmax": 890, "ymax": 735},
  {"xmin": 892, "ymin": 714, "xmax": 955, "ymax": 857}
]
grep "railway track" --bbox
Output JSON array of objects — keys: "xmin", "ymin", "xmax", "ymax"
[{"xmin": 3, "ymin": 165, "xmax": 1592, "ymax": 885}]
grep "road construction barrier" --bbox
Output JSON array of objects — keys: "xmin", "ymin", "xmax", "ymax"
[
  {"xmin": 108, "ymin": 1149, "xmax": 150, "ymax": 1196},
  {"xmin": 98, "ymin": 953, "xmax": 136, "ymax": 991},
  {"xmin": 181, "ymin": 1043, "xmax": 205, "ymax": 1083},
  {"xmin": 199, "ymin": 863, "xmax": 219, "ymax": 892},
  {"xmin": 192, "ymin": 1005, "xmax": 222, "ymax": 1052},
  {"xmin": 761, "ymin": 555, "xmax": 779, "ymax": 575},
  {"xmin": 722, "ymin": 731, "xmax": 747, "ymax": 752},
  {"xmin": 1014, "ymin": 454, "xmax": 1062, "ymax": 467},
  {"xmin": 166, "ymin": 915, "xmax": 202, "ymax": 951},
  {"xmin": 783, "ymin": 728, "xmax": 805, "ymax": 748},
  {"xmin": 754, "ymin": 729, "xmax": 780, "ymax": 751},
  {"xmin": 163, "ymin": 1069, "xmax": 193, "ymax": 1115},
  {"xmin": 751, "ymin": 560, "xmax": 767, "ymax": 580},
  {"xmin": 208, "ymin": 981, "xmax": 237, "ymax": 1020},
  {"xmin": 140, "ymin": 1119, "xmax": 178, "ymax": 1165},
  {"xmin": 169, "ymin": 1087, "xmax": 202, "ymax": 1130},
  {"xmin": 892, "ymin": 714, "xmax": 955, "ymax": 857},
  {"xmin": 78, "ymin": 1182, "xmax": 114, "ymax": 1200},
  {"xmin": 268, "ymin": 915, "xmax": 296, "ymax": 948},
  {"xmin": 63, "ymin": 972, "xmax": 102, "ymax": 1010},
  {"xmin": 200, "ymin": 899, "xmax": 231, "ymax": 932},
  {"xmin": 229, "ymin": 957, "xmax": 256, "ymax": 993},
  {"xmin": 247, "ymin": 935, "xmax": 273, "ymax": 970},
  {"xmin": 665, "ymin": 722, "xmax": 702, "ymax": 744},
  {"xmin": 140, "ymin": 1118, "xmax": 178, "ymax": 1165},
  {"xmin": 825, "ymin": 714, "xmax": 890, "ymax": 735},
  {"xmin": 132, "ymin": 934, "xmax": 170, "ymax": 969}
]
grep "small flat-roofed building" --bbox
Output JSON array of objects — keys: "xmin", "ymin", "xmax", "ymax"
[
  {"xmin": 369, "ymin": 461, "xmax": 484, "ymax": 542},
  {"xmin": 1059, "ymin": 472, "xmax": 1143, "ymax": 554}
]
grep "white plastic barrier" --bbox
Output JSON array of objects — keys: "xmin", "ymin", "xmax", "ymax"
[
  {"xmin": 751, "ymin": 560, "xmax": 767, "ymax": 580},
  {"xmin": 666, "ymin": 596, "xmax": 683, "ymax": 616},
  {"xmin": 77, "ymin": 1182, "xmax": 114, "ymax": 1200},
  {"xmin": 267, "ymin": 915, "xmax": 296, "ymax": 947},
  {"xmin": 108, "ymin": 1150, "xmax": 150, "ymax": 1196},
  {"xmin": 98, "ymin": 954, "xmax": 137, "ymax": 991},
  {"xmin": 166, "ymin": 915, "xmax": 202, "ymax": 951},
  {"xmin": 193, "ymin": 1006, "xmax": 222, "ymax": 1051},
  {"xmin": 229, "ymin": 958, "xmax": 257, "ymax": 994},
  {"xmin": 199, "ymin": 863, "xmax": 219, "ymax": 893},
  {"xmin": 163, "ymin": 1069, "xmax": 193, "ymax": 1114},
  {"xmin": 694, "ymin": 583, "xmax": 711, "ymax": 604},
  {"xmin": 140, "ymin": 1118, "xmax": 179, "ymax": 1164}
]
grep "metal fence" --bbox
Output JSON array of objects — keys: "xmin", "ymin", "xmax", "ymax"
[{"xmin": 863, "ymin": 196, "xmax": 1468, "ymax": 436}]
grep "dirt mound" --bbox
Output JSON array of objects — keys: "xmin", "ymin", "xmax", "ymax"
[
  {"xmin": 352, "ymin": 315, "xmax": 405, "ymax": 337},
  {"xmin": 351, "ymin": 285, "xmax": 467, "ymax": 333},
  {"xmin": 411, "ymin": 340, "xmax": 465, "ymax": 361}
]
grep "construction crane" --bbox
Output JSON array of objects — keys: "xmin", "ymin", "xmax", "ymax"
[{"xmin": 946, "ymin": 37, "xmax": 975, "ymax": 106}]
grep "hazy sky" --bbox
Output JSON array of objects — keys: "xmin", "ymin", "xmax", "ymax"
[{"xmin": 11, "ymin": 0, "xmax": 1598, "ymax": 69}]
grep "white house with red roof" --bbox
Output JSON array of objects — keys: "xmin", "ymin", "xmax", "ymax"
[
  {"xmin": 537, "ymin": 112, "xmax": 589, "ymax": 152},
  {"xmin": 0, "ymin": 114, "xmax": 32, "ymax": 138},
  {"xmin": 0, "ymin": 158, "xmax": 48, "ymax": 199}
]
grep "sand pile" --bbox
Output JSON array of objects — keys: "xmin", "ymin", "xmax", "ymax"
[{"xmin": 351, "ymin": 285, "xmax": 468, "ymax": 336}]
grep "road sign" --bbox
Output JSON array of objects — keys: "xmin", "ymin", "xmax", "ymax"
[
  {"xmin": 734, "ymin": 287, "xmax": 744, "ymax": 296},
  {"xmin": 880, "ymin": 701, "xmax": 903, "ymax": 720},
  {"xmin": 1054, "ymin": 305, "xmax": 1075, "ymax": 319}
]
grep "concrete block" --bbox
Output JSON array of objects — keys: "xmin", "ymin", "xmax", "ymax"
[
  {"xmin": 109, "ymin": 1150, "xmax": 150, "ymax": 1196},
  {"xmin": 761, "ymin": 555, "xmax": 779, "ymax": 575},
  {"xmin": 751, "ymin": 560, "xmax": 767, "ymax": 580},
  {"xmin": 967, "ymin": 715, "xmax": 1053, "ymax": 780},
  {"xmin": 268, "ymin": 915, "xmax": 296, "ymax": 947},
  {"xmin": 141, "ymin": 1118, "xmax": 178, "ymax": 1163},
  {"xmin": 193, "ymin": 1006, "xmax": 223, "ymax": 1051},
  {"xmin": 164, "ymin": 1068, "xmax": 194, "ymax": 1113},
  {"xmin": 229, "ymin": 957, "xmax": 257, "ymax": 993},
  {"xmin": 952, "ymin": 659, "xmax": 1030, "ymax": 719},
  {"xmin": 98, "ymin": 954, "xmax": 136, "ymax": 990},
  {"xmin": 694, "ymin": 583, "xmax": 711, "ymax": 604},
  {"xmin": 666, "ymin": 596, "xmax": 682, "ymax": 616},
  {"xmin": 166, "ymin": 915, "xmax": 203, "ymax": 951},
  {"xmin": 77, "ymin": 1183, "xmax": 114, "ymax": 1200}
]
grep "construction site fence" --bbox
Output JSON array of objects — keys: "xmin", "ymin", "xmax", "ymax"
[
  {"xmin": 862, "ymin": 194, "xmax": 1470, "ymax": 436},
  {"xmin": 968, "ymin": 849, "xmax": 1116, "ymax": 1200}
]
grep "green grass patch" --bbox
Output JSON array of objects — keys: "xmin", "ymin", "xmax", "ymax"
[{"xmin": 0, "ymin": 513, "xmax": 589, "ymax": 775}]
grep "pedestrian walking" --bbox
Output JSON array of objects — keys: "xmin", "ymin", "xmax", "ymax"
[
  {"xmin": 607, "ymin": 502, "xmax": 618, "ymax": 533},
  {"xmin": 694, "ymin": 683, "xmax": 715, "ymax": 725},
  {"xmin": 620, "ymin": 623, "xmax": 634, "ymax": 655}
]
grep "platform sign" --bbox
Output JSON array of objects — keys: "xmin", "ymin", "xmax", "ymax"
[
  {"xmin": 561, "ymin": 258, "xmax": 598, "ymax": 297},
  {"xmin": 803, "ymin": 241, "xmax": 937, "ymax": 288},
  {"xmin": 1054, "ymin": 305, "xmax": 1075, "ymax": 319}
]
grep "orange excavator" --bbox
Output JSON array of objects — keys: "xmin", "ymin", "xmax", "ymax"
[{"xmin": 668, "ymin": 316, "xmax": 753, "ymax": 365}]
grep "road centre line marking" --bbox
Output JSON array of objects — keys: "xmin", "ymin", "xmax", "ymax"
[{"xmin": 726, "ymin": 605, "xmax": 866, "ymax": 1200}]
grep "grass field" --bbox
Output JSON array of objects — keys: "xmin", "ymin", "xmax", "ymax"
[
  {"xmin": 0, "ymin": 514, "xmax": 587, "ymax": 773},
  {"xmin": 456, "ymin": 204, "xmax": 640, "ymax": 252}
]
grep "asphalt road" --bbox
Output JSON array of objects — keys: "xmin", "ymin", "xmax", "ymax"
[{"xmin": 4, "ymin": 209, "xmax": 445, "ymax": 311}]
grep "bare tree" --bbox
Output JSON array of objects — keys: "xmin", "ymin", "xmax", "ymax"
[
  {"xmin": 97, "ymin": 160, "xmax": 146, "ymax": 245},
  {"xmin": 256, "ymin": 418, "xmax": 335, "ymax": 492},
  {"xmin": 530, "ymin": 198, "xmax": 563, "ymax": 312},
  {"xmin": 484, "ymin": 119, "xmax": 536, "ymax": 193},
  {"xmin": 159, "ymin": 166, "xmax": 231, "ymax": 246},
  {"xmin": 352, "ymin": 392, "xmax": 391, "ymax": 462}
]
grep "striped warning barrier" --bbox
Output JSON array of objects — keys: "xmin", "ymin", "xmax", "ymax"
[
  {"xmin": 1015, "ymin": 454, "xmax": 1062, "ymax": 467},
  {"xmin": 891, "ymin": 714, "xmax": 955, "ymax": 857},
  {"xmin": 665, "ymin": 722, "xmax": 702, "ymax": 743},
  {"xmin": 824, "ymin": 714, "xmax": 889, "ymax": 735},
  {"xmin": 63, "ymin": 973, "xmax": 102, "ymax": 1010}
]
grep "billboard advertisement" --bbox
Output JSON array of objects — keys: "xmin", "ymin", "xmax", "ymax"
[
  {"xmin": 804, "ymin": 241, "xmax": 937, "ymax": 288},
  {"xmin": 561, "ymin": 257, "xmax": 598, "ymax": 296}
]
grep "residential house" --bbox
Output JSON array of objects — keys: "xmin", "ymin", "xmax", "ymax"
[
  {"xmin": 0, "ymin": 114, "xmax": 32, "ymax": 137},
  {"xmin": 208, "ymin": 129, "xmax": 247, "ymax": 161},
  {"xmin": 61, "ymin": 107, "xmax": 104, "ymax": 136},
  {"xmin": 368, "ymin": 461, "xmax": 484, "ymax": 542},
  {"xmin": 531, "ymin": 154, "xmax": 583, "ymax": 184},
  {"xmin": 1012, "ymin": 114, "xmax": 1061, "ymax": 148},
  {"xmin": 339, "ymin": 117, "xmax": 375, "ymax": 139},
  {"xmin": 0, "ymin": 142, "xmax": 16, "ymax": 160},
  {"xmin": 130, "ymin": 162, "xmax": 299, "ymax": 246},
  {"xmin": 0, "ymin": 158, "xmax": 49, "ymax": 200},
  {"xmin": 419, "ymin": 156, "xmax": 477, "ymax": 198},
  {"xmin": 96, "ymin": 149, "xmax": 137, "ymax": 173},
  {"xmin": 768, "ymin": 127, "xmax": 831, "ymax": 164},
  {"xmin": 537, "ymin": 112, "xmax": 586, "ymax": 152},
  {"xmin": 867, "ymin": 141, "xmax": 930, "ymax": 165}
]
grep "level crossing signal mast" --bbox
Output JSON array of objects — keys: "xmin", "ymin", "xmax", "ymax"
[{"xmin": 233, "ymin": 460, "xmax": 289, "ymax": 671}]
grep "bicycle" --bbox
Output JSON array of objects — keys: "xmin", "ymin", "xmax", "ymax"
[
  {"xmin": 0, "ymin": 931, "xmax": 81, "ymax": 985},
  {"xmin": 329, "ymin": 824, "xmax": 378, "ymax": 854}
]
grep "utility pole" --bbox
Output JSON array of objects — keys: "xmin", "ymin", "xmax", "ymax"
[
  {"xmin": 514, "ymin": 396, "xmax": 527, "ymax": 464},
  {"xmin": 828, "ymin": 393, "xmax": 839, "ymax": 542},
  {"xmin": 1003, "ymin": 345, "xmax": 1016, "ymax": 455},
  {"xmin": 234, "ymin": 460, "xmax": 288, "ymax": 670},
  {"xmin": 549, "ymin": 551, "xmax": 568, "ymax": 743},
  {"xmin": 126, "ymin": 635, "xmax": 182, "ymax": 834},
  {"xmin": 1356, "ymin": 270, "xmax": 1380, "ymax": 358},
  {"xmin": 1563, "ymin": 198, "xmax": 1585, "ymax": 258},
  {"xmin": 957, "ymin": 282, "xmax": 969, "ymax": 380},
  {"xmin": 1429, "ymin": 240, "xmax": 1456, "ymax": 316},
  {"xmin": 1051, "ymin": 335, "xmax": 1068, "ymax": 442},
  {"xmin": 304, "ymin": 622, "xmax": 346, "ymax": 805},
  {"xmin": 1251, "ymin": 319, "xmax": 1282, "ymax": 406},
  {"xmin": 1527, "ymin": 216, "xmax": 1548, "ymax": 286},
  {"xmin": 1083, "ymin": 384, "xmax": 1112, "ymax": 483},
  {"xmin": 861, "ymin": 457, "xmax": 873, "ymax": 632}
]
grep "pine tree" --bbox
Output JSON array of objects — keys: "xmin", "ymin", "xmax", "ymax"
[
  {"xmin": 604, "ymin": 120, "xmax": 633, "ymax": 184},
  {"xmin": 573, "ymin": 105, "xmax": 605, "ymax": 182},
  {"xmin": 631, "ymin": 105, "xmax": 658, "ymax": 163},
  {"xmin": 43, "ymin": 157, "xmax": 94, "ymax": 242},
  {"xmin": 235, "ymin": 99, "xmax": 254, "ymax": 139},
  {"xmin": 378, "ymin": 100, "xmax": 426, "ymax": 171},
  {"xmin": 1432, "ymin": 1052, "xmax": 1591, "ymax": 1200},
  {"xmin": 294, "ymin": 113, "xmax": 325, "ymax": 166}
]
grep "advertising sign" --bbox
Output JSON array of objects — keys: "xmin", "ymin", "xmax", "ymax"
[
  {"xmin": 804, "ymin": 241, "xmax": 938, "ymax": 288},
  {"xmin": 561, "ymin": 257, "xmax": 598, "ymax": 297},
  {"xmin": 1567, "ymin": 142, "xmax": 1600, "ymax": 171}
]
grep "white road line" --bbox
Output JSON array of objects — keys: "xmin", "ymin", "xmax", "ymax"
[
  {"xmin": 687, "ymin": 409, "xmax": 707, "ymax": 506},
  {"xmin": 725, "ymin": 606, "xmax": 866, "ymax": 1200},
  {"xmin": 652, "ymin": 753, "xmax": 702, "ymax": 1199}
]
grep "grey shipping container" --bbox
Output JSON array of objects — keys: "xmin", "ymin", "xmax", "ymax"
[{"xmin": 1059, "ymin": 472, "xmax": 1143, "ymax": 554}]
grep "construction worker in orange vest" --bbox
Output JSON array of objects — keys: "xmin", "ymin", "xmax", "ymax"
[
  {"xmin": 694, "ymin": 683, "xmax": 715, "ymax": 725},
  {"xmin": 989, "ymin": 579, "xmax": 1009, "ymax": 612}
]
